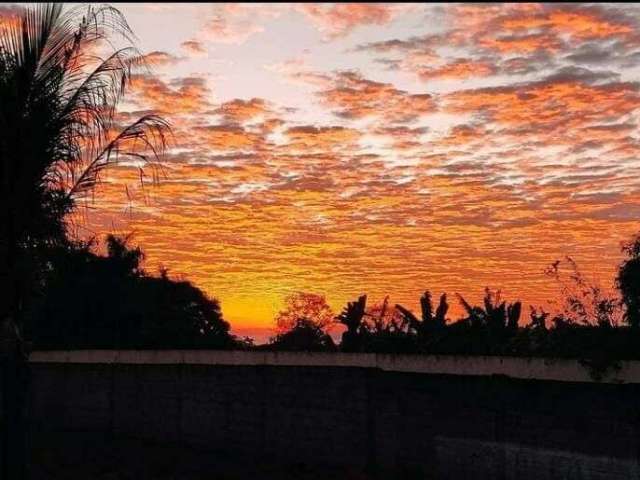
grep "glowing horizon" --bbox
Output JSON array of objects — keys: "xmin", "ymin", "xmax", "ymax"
[{"xmin": 8, "ymin": 3, "xmax": 640, "ymax": 334}]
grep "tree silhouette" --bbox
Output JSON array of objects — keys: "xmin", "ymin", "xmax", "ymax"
[
  {"xmin": 28, "ymin": 235, "xmax": 235, "ymax": 349},
  {"xmin": 0, "ymin": 3, "xmax": 169, "ymax": 332},
  {"xmin": 617, "ymin": 232, "xmax": 640, "ymax": 328},
  {"xmin": 274, "ymin": 292, "xmax": 334, "ymax": 333}
]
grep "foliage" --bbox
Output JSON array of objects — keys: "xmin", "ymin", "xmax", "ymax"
[
  {"xmin": 332, "ymin": 282, "xmax": 640, "ymax": 378},
  {"xmin": 265, "ymin": 318, "xmax": 336, "ymax": 352},
  {"xmin": 275, "ymin": 292, "xmax": 334, "ymax": 333},
  {"xmin": 455, "ymin": 288, "xmax": 521, "ymax": 332},
  {"xmin": 25, "ymin": 235, "xmax": 237, "ymax": 349},
  {"xmin": 336, "ymin": 294, "xmax": 367, "ymax": 352},
  {"xmin": 396, "ymin": 291, "xmax": 448, "ymax": 338},
  {"xmin": 0, "ymin": 3, "xmax": 169, "ymax": 327},
  {"xmin": 362, "ymin": 296, "xmax": 407, "ymax": 334},
  {"xmin": 545, "ymin": 257, "xmax": 622, "ymax": 328},
  {"xmin": 617, "ymin": 232, "xmax": 640, "ymax": 328}
]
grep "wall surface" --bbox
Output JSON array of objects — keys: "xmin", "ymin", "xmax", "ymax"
[{"xmin": 25, "ymin": 351, "xmax": 640, "ymax": 479}]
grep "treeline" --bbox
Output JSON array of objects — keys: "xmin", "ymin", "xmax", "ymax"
[
  {"xmin": 266, "ymin": 289, "xmax": 640, "ymax": 362},
  {"xmin": 265, "ymin": 233, "xmax": 640, "ymax": 367},
  {"xmin": 24, "ymin": 235, "xmax": 248, "ymax": 350},
  {"xmin": 25, "ymin": 231, "xmax": 640, "ymax": 368}
]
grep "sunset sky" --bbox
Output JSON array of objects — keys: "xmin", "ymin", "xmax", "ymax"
[{"xmin": 12, "ymin": 2, "xmax": 640, "ymax": 339}]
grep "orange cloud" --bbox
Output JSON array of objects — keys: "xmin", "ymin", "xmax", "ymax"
[
  {"xmin": 474, "ymin": 4, "xmax": 639, "ymax": 57},
  {"xmin": 77, "ymin": 2, "xmax": 640, "ymax": 332},
  {"xmin": 297, "ymin": 3, "xmax": 410, "ymax": 39},
  {"xmin": 284, "ymin": 125, "xmax": 361, "ymax": 151},
  {"xmin": 318, "ymin": 71, "xmax": 436, "ymax": 123},
  {"xmin": 214, "ymin": 98, "xmax": 270, "ymax": 123},
  {"xmin": 129, "ymin": 74, "xmax": 212, "ymax": 114},
  {"xmin": 502, "ymin": 7, "xmax": 635, "ymax": 41},
  {"xmin": 478, "ymin": 32, "xmax": 562, "ymax": 54},
  {"xmin": 194, "ymin": 124, "xmax": 265, "ymax": 151},
  {"xmin": 437, "ymin": 124, "xmax": 488, "ymax": 147},
  {"xmin": 355, "ymin": 4, "xmax": 640, "ymax": 81},
  {"xmin": 418, "ymin": 58, "xmax": 496, "ymax": 80},
  {"xmin": 446, "ymin": 75, "xmax": 640, "ymax": 137},
  {"xmin": 141, "ymin": 51, "xmax": 183, "ymax": 67}
]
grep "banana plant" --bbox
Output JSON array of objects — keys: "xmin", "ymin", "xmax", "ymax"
[
  {"xmin": 396, "ymin": 290, "xmax": 448, "ymax": 336},
  {"xmin": 336, "ymin": 294, "xmax": 367, "ymax": 351}
]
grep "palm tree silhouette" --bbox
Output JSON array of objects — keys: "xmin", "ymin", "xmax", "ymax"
[
  {"xmin": 0, "ymin": 5, "xmax": 169, "ymax": 478},
  {"xmin": 0, "ymin": 3, "xmax": 170, "ymax": 330}
]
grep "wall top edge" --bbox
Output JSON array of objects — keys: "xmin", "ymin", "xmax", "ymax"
[{"xmin": 27, "ymin": 350, "xmax": 640, "ymax": 384}]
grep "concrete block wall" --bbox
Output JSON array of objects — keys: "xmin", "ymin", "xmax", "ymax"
[{"xmin": 25, "ymin": 352, "xmax": 640, "ymax": 479}]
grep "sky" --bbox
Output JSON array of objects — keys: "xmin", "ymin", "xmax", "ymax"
[{"xmin": 6, "ymin": 2, "xmax": 640, "ymax": 340}]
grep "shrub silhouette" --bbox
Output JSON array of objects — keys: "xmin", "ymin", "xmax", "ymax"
[{"xmin": 265, "ymin": 318, "xmax": 336, "ymax": 352}]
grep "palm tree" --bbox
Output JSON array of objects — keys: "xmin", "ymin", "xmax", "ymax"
[
  {"xmin": 0, "ymin": 5, "xmax": 169, "ymax": 477},
  {"xmin": 0, "ymin": 3, "xmax": 170, "ymax": 329}
]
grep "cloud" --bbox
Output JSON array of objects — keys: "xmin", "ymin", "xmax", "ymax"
[
  {"xmin": 129, "ymin": 74, "xmax": 213, "ymax": 114},
  {"xmin": 284, "ymin": 125, "xmax": 361, "ymax": 151},
  {"xmin": 194, "ymin": 124, "xmax": 266, "ymax": 151},
  {"xmin": 296, "ymin": 3, "xmax": 413, "ymax": 39},
  {"xmin": 445, "ymin": 73, "xmax": 640, "ymax": 137},
  {"xmin": 318, "ymin": 71, "xmax": 436, "ymax": 123},
  {"xmin": 478, "ymin": 32, "xmax": 563, "ymax": 54},
  {"xmin": 202, "ymin": 13, "xmax": 264, "ymax": 44},
  {"xmin": 213, "ymin": 98, "xmax": 271, "ymax": 123},
  {"xmin": 196, "ymin": 4, "xmax": 284, "ymax": 45},
  {"xmin": 195, "ymin": 3, "xmax": 416, "ymax": 47},
  {"xmin": 141, "ymin": 51, "xmax": 184, "ymax": 67},
  {"xmin": 417, "ymin": 58, "xmax": 497, "ymax": 80},
  {"xmin": 354, "ymin": 4, "xmax": 640, "ymax": 82},
  {"xmin": 180, "ymin": 40, "xmax": 207, "ymax": 56},
  {"xmin": 265, "ymin": 57, "xmax": 334, "ymax": 88},
  {"xmin": 450, "ymin": 3, "xmax": 638, "ymax": 47}
]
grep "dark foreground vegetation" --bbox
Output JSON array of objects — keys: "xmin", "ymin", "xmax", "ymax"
[
  {"xmin": 1, "ymin": 3, "xmax": 638, "ymax": 366},
  {"xmin": 25, "ymin": 235, "xmax": 244, "ymax": 350},
  {"xmin": 24, "ymin": 228, "xmax": 640, "ymax": 380},
  {"xmin": 262, "ymin": 234, "xmax": 640, "ymax": 380}
]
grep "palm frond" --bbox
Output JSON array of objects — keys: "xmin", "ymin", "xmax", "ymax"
[
  {"xmin": 67, "ymin": 114, "xmax": 170, "ymax": 199},
  {"xmin": 0, "ymin": 2, "xmax": 171, "ymax": 248},
  {"xmin": 456, "ymin": 293, "xmax": 474, "ymax": 317}
]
